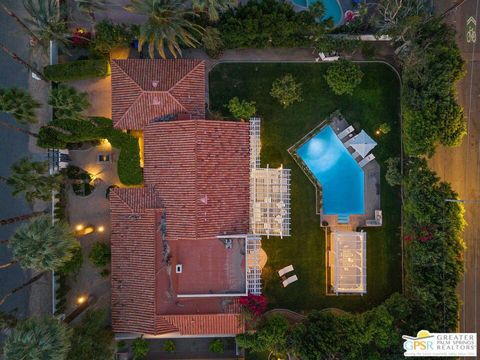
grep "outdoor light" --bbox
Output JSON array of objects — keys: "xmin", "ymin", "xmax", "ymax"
[
  {"xmin": 75, "ymin": 224, "xmax": 84, "ymax": 231},
  {"xmin": 97, "ymin": 226, "xmax": 105, "ymax": 232},
  {"xmin": 375, "ymin": 130, "xmax": 381, "ymax": 136},
  {"xmin": 77, "ymin": 295, "xmax": 87, "ymax": 305}
]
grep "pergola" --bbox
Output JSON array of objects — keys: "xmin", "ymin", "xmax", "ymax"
[
  {"xmin": 250, "ymin": 118, "xmax": 291, "ymax": 238},
  {"xmin": 329, "ymin": 231, "xmax": 367, "ymax": 295}
]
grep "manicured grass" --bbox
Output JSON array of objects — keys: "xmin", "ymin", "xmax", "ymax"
[{"xmin": 209, "ymin": 63, "xmax": 402, "ymax": 313}]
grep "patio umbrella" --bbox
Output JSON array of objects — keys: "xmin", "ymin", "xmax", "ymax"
[{"xmin": 349, "ymin": 130, "xmax": 377, "ymax": 158}]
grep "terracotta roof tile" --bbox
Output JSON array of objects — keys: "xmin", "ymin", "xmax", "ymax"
[{"xmin": 111, "ymin": 59, "xmax": 205, "ymax": 129}]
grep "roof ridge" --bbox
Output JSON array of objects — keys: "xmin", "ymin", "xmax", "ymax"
[
  {"xmin": 118, "ymin": 91, "xmax": 144, "ymax": 128},
  {"xmin": 167, "ymin": 60, "xmax": 203, "ymax": 92},
  {"xmin": 109, "ymin": 188, "xmax": 135, "ymax": 213}
]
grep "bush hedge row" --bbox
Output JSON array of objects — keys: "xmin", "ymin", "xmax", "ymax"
[
  {"xmin": 44, "ymin": 60, "xmax": 111, "ymax": 82},
  {"xmin": 37, "ymin": 117, "xmax": 142, "ymax": 185}
]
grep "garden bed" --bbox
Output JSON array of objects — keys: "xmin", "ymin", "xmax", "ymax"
[{"xmin": 209, "ymin": 62, "xmax": 402, "ymax": 312}]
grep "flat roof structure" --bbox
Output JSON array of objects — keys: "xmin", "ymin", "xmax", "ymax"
[{"xmin": 329, "ymin": 231, "xmax": 367, "ymax": 295}]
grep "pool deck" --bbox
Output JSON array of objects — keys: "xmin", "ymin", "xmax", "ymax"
[{"xmin": 328, "ymin": 115, "xmax": 381, "ymax": 231}]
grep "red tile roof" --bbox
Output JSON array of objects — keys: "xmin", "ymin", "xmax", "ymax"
[
  {"xmin": 111, "ymin": 59, "xmax": 205, "ymax": 129},
  {"xmin": 143, "ymin": 120, "xmax": 250, "ymax": 240},
  {"xmin": 110, "ymin": 120, "xmax": 250, "ymax": 336}
]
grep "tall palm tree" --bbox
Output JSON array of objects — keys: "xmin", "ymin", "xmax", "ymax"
[
  {"xmin": 125, "ymin": 0, "xmax": 204, "ymax": 59},
  {"xmin": 3, "ymin": 316, "xmax": 71, "ymax": 360},
  {"xmin": 0, "ymin": 216, "xmax": 78, "ymax": 272},
  {"xmin": 0, "ymin": 158, "xmax": 63, "ymax": 203},
  {"xmin": 0, "ymin": 87, "xmax": 41, "ymax": 123},
  {"xmin": 48, "ymin": 85, "xmax": 90, "ymax": 121},
  {"xmin": 22, "ymin": 0, "xmax": 70, "ymax": 50},
  {"xmin": 0, "ymin": 87, "xmax": 41, "ymax": 137},
  {"xmin": 0, "ymin": 41, "xmax": 46, "ymax": 81},
  {"xmin": 0, "ymin": 2, "xmax": 41, "ymax": 44},
  {"xmin": 0, "ymin": 211, "xmax": 48, "ymax": 227},
  {"xmin": 192, "ymin": 0, "xmax": 236, "ymax": 22}
]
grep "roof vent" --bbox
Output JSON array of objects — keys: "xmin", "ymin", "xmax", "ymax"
[
  {"xmin": 152, "ymin": 97, "xmax": 161, "ymax": 105},
  {"xmin": 151, "ymin": 80, "xmax": 159, "ymax": 88},
  {"xmin": 176, "ymin": 264, "xmax": 183, "ymax": 273}
]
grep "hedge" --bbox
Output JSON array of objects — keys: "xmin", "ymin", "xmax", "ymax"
[
  {"xmin": 44, "ymin": 59, "xmax": 111, "ymax": 82},
  {"xmin": 38, "ymin": 117, "xmax": 143, "ymax": 185}
]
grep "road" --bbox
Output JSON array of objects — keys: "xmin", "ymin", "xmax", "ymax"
[
  {"xmin": 429, "ymin": 0, "xmax": 480, "ymax": 348},
  {"xmin": 0, "ymin": 0, "xmax": 50, "ymax": 333}
]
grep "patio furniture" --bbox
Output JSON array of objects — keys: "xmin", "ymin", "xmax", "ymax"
[
  {"xmin": 358, "ymin": 153, "xmax": 375, "ymax": 168},
  {"xmin": 317, "ymin": 52, "xmax": 340, "ymax": 62},
  {"xmin": 278, "ymin": 264, "xmax": 294, "ymax": 277},
  {"xmin": 282, "ymin": 274, "xmax": 298, "ymax": 287},
  {"xmin": 337, "ymin": 125, "xmax": 354, "ymax": 140}
]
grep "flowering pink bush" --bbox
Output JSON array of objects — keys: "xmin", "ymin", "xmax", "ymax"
[
  {"xmin": 239, "ymin": 293, "xmax": 268, "ymax": 317},
  {"xmin": 71, "ymin": 28, "xmax": 91, "ymax": 47}
]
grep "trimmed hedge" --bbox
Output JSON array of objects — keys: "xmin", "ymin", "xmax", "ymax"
[
  {"xmin": 44, "ymin": 60, "xmax": 111, "ymax": 82},
  {"xmin": 38, "ymin": 117, "xmax": 143, "ymax": 185}
]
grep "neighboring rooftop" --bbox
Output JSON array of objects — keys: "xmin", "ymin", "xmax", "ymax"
[{"xmin": 111, "ymin": 59, "xmax": 205, "ymax": 129}]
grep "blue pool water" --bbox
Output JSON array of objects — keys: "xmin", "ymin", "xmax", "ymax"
[
  {"xmin": 296, "ymin": 126, "xmax": 365, "ymax": 216},
  {"xmin": 292, "ymin": 0, "xmax": 343, "ymax": 26}
]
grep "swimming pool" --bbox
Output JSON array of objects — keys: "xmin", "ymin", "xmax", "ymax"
[
  {"xmin": 296, "ymin": 126, "xmax": 364, "ymax": 217},
  {"xmin": 291, "ymin": 0, "xmax": 343, "ymax": 26}
]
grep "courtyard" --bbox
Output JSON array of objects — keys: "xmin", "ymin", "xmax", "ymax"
[{"xmin": 209, "ymin": 62, "xmax": 402, "ymax": 312}]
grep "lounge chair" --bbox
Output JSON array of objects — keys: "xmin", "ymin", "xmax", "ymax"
[
  {"xmin": 278, "ymin": 265, "xmax": 294, "ymax": 277},
  {"xmin": 351, "ymin": 151, "xmax": 360, "ymax": 160},
  {"xmin": 358, "ymin": 153, "xmax": 375, "ymax": 168},
  {"xmin": 282, "ymin": 274, "xmax": 298, "ymax": 287},
  {"xmin": 337, "ymin": 125, "xmax": 354, "ymax": 140}
]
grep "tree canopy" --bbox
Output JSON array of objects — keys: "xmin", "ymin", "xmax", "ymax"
[
  {"xmin": 324, "ymin": 59, "xmax": 364, "ymax": 96},
  {"xmin": 3, "ymin": 316, "xmax": 71, "ymax": 360},
  {"xmin": 0, "ymin": 87, "xmax": 40, "ymax": 124},
  {"xmin": 9, "ymin": 215, "xmax": 80, "ymax": 272}
]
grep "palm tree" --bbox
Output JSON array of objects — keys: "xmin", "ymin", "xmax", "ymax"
[
  {"xmin": 0, "ymin": 158, "xmax": 63, "ymax": 203},
  {"xmin": 0, "ymin": 211, "xmax": 48, "ymax": 227},
  {"xmin": 48, "ymin": 85, "xmax": 90, "ymax": 121},
  {"xmin": 22, "ymin": 0, "xmax": 70, "ymax": 50},
  {"xmin": 0, "ymin": 2, "xmax": 41, "ymax": 44},
  {"xmin": 0, "ymin": 87, "xmax": 41, "ymax": 137},
  {"xmin": 0, "ymin": 216, "xmax": 78, "ymax": 272},
  {"xmin": 75, "ymin": 0, "xmax": 108, "ymax": 21},
  {"xmin": 192, "ymin": 0, "xmax": 235, "ymax": 21},
  {"xmin": 0, "ymin": 41, "xmax": 46, "ymax": 81},
  {"xmin": 125, "ymin": 0, "xmax": 204, "ymax": 59},
  {"xmin": 3, "ymin": 316, "xmax": 71, "ymax": 360},
  {"xmin": 0, "ymin": 87, "xmax": 41, "ymax": 123}
]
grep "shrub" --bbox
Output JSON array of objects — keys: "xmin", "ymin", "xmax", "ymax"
[
  {"xmin": 239, "ymin": 293, "xmax": 268, "ymax": 317},
  {"xmin": 49, "ymin": 85, "xmax": 90, "ymax": 122},
  {"xmin": 132, "ymin": 337, "xmax": 149, "ymax": 359},
  {"xmin": 68, "ymin": 308, "xmax": 115, "ymax": 360},
  {"xmin": 209, "ymin": 338, "xmax": 224, "ymax": 353},
  {"xmin": 202, "ymin": 27, "xmax": 224, "ymax": 58},
  {"xmin": 219, "ymin": 0, "xmax": 327, "ymax": 49},
  {"xmin": 44, "ymin": 59, "xmax": 110, "ymax": 82},
  {"xmin": 378, "ymin": 122, "xmax": 391, "ymax": 135},
  {"xmin": 163, "ymin": 340, "xmax": 175, "ymax": 353},
  {"xmin": 88, "ymin": 242, "xmax": 111, "ymax": 268},
  {"xmin": 324, "ymin": 59, "xmax": 363, "ymax": 95},
  {"xmin": 57, "ymin": 244, "xmax": 83, "ymax": 275},
  {"xmin": 385, "ymin": 157, "xmax": 402, "ymax": 187},
  {"xmin": 37, "ymin": 117, "xmax": 143, "ymax": 185},
  {"xmin": 92, "ymin": 20, "xmax": 132, "ymax": 55},
  {"xmin": 227, "ymin": 97, "xmax": 256, "ymax": 120},
  {"xmin": 270, "ymin": 74, "xmax": 303, "ymax": 108}
]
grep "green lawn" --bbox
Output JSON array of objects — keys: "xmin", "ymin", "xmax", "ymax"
[{"xmin": 209, "ymin": 63, "xmax": 402, "ymax": 313}]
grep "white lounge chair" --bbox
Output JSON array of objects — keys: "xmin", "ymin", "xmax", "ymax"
[
  {"xmin": 337, "ymin": 125, "xmax": 354, "ymax": 140},
  {"xmin": 318, "ymin": 52, "xmax": 340, "ymax": 62},
  {"xmin": 278, "ymin": 265, "xmax": 294, "ymax": 277},
  {"xmin": 282, "ymin": 274, "xmax": 298, "ymax": 287},
  {"xmin": 358, "ymin": 153, "xmax": 375, "ymax": 168}
]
